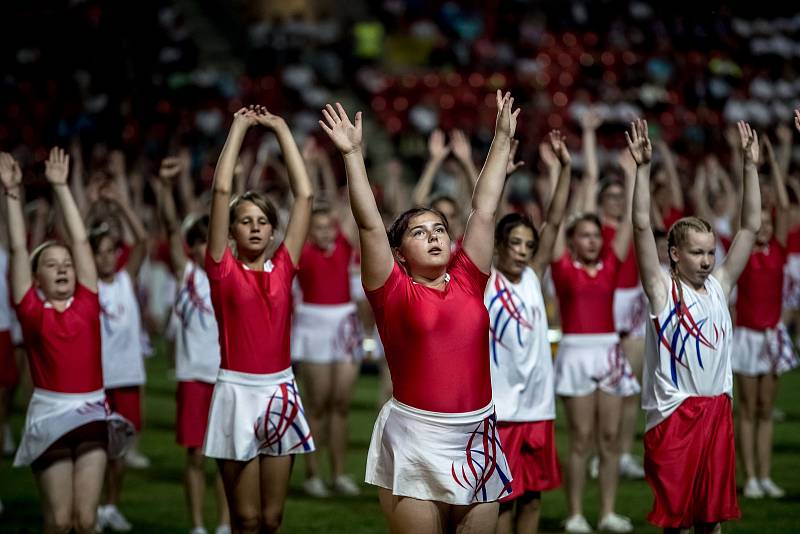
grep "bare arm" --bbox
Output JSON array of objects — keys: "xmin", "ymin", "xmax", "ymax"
[
  {"xmin": 153, "ymin": 157, "xmax": 187, "ymax": 276},
  {"xmin": 46, "ymin": 148, "xmax": 98, "ymax": 292},
  {"xmin": 532, "ymin": 131, "xmax": 571, "ymax": 279},
  {"xmin": 0, "ymin": 153, "xmax": 31, "ymax": 303},
  {"xmin": 176, "ymin": 148, "xmax": 199, "ymax": 215},
  {"xmin": 626, "ymin": 120, "xmax": 666, "ymax": 312},
  {"xmin": 763, "ymin": 136, "xmax": 790, "ymax": 246},
  {"xmin": 101, "ymin": 181, "xmax": 148, "ymax": 279},
  {"xmin": 69, "ymin": 138, "xmax": 88, "ymax": 217},
  {"xmin": 412, "ymin": 129, "xmax": 449, "ymax": 206},
  {"xmin": 612, "ymin": 149, "xmax": 635, "ymax": 261},
  {"xmin": 690, "ymin": 164, "xmax": 714, "ymax": 222},
  {"xmin": 320, "ymin": 103, "xmax": 393, "ymax": 290},
  {"xmin": 462, "ymin": 91, "xmax": 518, "ymax": 273},
  {"xmin": 579, "ymin": 108, "xmax": 602, "ymax": 214},
  {"xmin": 775, "ymin": 123, "xmax": 793, "ymax": 178},
  {"xmin": 450, "ymin": 129, "xmax": 479, "ymax": 187},
  {"xmin": 655, "ymin": 139, "xmax": 685, "ymax": 212},
  {"xmin": 715, "ymin": 121, "xmax": 762, "ymax": 298}
]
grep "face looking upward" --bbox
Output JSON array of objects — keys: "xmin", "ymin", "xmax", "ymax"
[{"xmin": 396, "ymin": 211, "xmax": 451, "ymax": 276}]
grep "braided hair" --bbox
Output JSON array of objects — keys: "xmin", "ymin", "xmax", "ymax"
[{"xmin": 666, "ymin": 216, "xmax": 714, "ymax": 318}]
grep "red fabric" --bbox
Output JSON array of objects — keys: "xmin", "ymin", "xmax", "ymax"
[
  {"xmin": 0, "ymin": 330, "xmax": 19, "ymax": 387},
  {"xmin": 366, "ymin": 248, "xmax": 491, "ymax": 413},
  {"xmin": 736, "ymin": 239, "xmax": 786, "ymax": 330},
  {"xmin": 662, "ymin": 207, "xmax": 684, "ymax": 231},
  {"xmin": 644, "ymin": 395, "xmax": 740, "ymax": 528},
  {"xmin": 206, "ymin": 245, "xmax": 297, "ymax": 374},
  {"xmin": 551, "ymin": 248, "xmax": 620, "ymax": 334},
  {"xmin": 115, "ymin": 243, "xmax": 132, "ymax": 271},
  {"xmin": 787, "ymin": 226, "xmax": 800, "ymax": 254},
  {"xmin": 602, "ymin": 224, "xmax": 638, "ymax": 288},
  {"xmin": 176, "ymin": 380, "xmax": 214, "ymax": 448},
  {"xmin": 498, "ymin": 420, "xmax": 562, "ymax": 500},
  {"xmin": 297, "ymin": 233, "xmax": 352, "ymax": 305},
  {"xmin": 15, "ymin": 284, "xmax": 103, "ymax": 393},
  {"xmin": 106, "ymin": 385, "xmax": 142, "ymax": 431}
]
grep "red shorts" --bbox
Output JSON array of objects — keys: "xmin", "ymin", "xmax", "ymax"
[
  {"xmin": 106, "ymin": 386, "xmax": 142, "ymax": 431},
  {"xmin": 176, "ymin": 380, "xmax": 214, "ymax": 449},
  {"xmin": 644, "ymin": 395, "xmax": 740, "ymax": 528},
  {"xmin": 498, "ymin": 420, "xmax": 562, "ymax": 501},
  {"xmin": 0, "ymin": 330, "xmax": 19, "ymax": 387}
]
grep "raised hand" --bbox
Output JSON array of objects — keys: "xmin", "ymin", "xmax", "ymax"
[
  {"xmin": 319, "ymin": 103, "xmax": 363, "ymax": 155},
  {"xmin": 232, "ymin": 106, "xmax": 261, "ymax": 129},
  {"xmin": 108, "ymin": 149, "xmax": 126, "ymax": 176},
  {"xmin": 776, "ymin": 123, "xmax": 793, "ymax": 145},
  {"xmin": 624, "ymin": 119, "xmax": 652, "ymax": 166},
  {"xmin": 538, "ymin": 139, "xmax": 558, "ymax": 171},
  {"xmin": 795, "ymin": 109, "xmax": 800, "ymax": 133},
  {"xmin": 548, "ymin": 130, "xmax": 570, "ymax": 166},
  {"xmin": 158, "ymin": 157, "xmax": 183, "ymax": 186},
  {"xmin": 762, "ymin": 135, "xmax": 776, "ymax": 163},
  {"xmin": 251, "ymin": 105, "xmax": 287, "ymax": 131},
  {"xmin": 44, "ymin": 147, "xmax": 70, "ymax": 185},
  {"xmin": 506, "ymin": 139, "xmax": 525, "ymax": 175},
  {"xmin": 0, "ymin": 152, "xmax": 22, "ymax": 190},
  {"xmin": 428, "ymin": 129, "xmax": 450, "ymax": 161},
  {"xmin": 449, "ymin": 129, "xmax": 470, "ymax": 164},
  {"xmin": 617, "ymin": 148, "xmax": 637, "ymax": 178},
  {"xmin": 580, "ymin": 107, "xmax": 603, "ymax": 131},
  {"xmin": 737, "ymin": 120, "xmax": 759, "ymax": 165},
  {"xmin": 494, "ymin": 90, "xmax": 520, "ymax": 139},
  {"xmin": 99, "ymin": 181, "xmax": 123, "ymax": 203}
]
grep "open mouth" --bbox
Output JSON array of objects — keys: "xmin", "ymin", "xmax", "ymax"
[
  {"xmin": 55, "ymin": 277, "xmax": 68, "ymax": 284},
  {"xmin": 428, "ymin": 246, "xmax": 442, "ymax": 255},
  {"xmin": 248, "ymin": 236, "xmax": 262, "ymax": 243}
]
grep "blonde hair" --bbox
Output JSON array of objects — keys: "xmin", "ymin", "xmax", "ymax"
[{"xmin": 666, "ymin": 216, "xmax": 714, "ymax": 315}]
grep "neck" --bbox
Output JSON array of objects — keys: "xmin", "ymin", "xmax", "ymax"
[
  {"xmin": 498, "ymin": 267, "xmax": 522, "ymax": 284},
  {"xmin": 238, "ymin": 249, "xmax": 269, "ymax": 271},
  {"xmin": 101, "ymin": 273, "xmax": 115, "ymax": 283},
  {"xmin": 409, "ymin": 266, "xmax": 448, "ymax": 290}
]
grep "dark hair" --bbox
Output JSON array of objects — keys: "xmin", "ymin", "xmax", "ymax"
[
  {"xmin": 653, "ymin": 228, "xmax": 668, "ymax": 240},
  {"xmin": 429, "ymin": 194, "xmax": 459, "ymax": 214},
  {"xmin": 387, "ymin": 207, "xmax": 449, "ymax": 248},
  {"xmin": 597, "ymin": 178, "xmax": 623, "ymax": 201},
  {"xmin": 229, "ymin": 191, "xmax": 278, "ymax": 228},
  {"xmin": 88, "ymin": 222, "xmax": 117, "ymax": 253},
  {"xmin": 185, "ymin": 214, "xmax": 209, "ymax": 248},
  {"xmin": 495, "ymin": 213, "xmax": 539, "ymax": 253},
  {"xmin": 31, "ymin": 241, "xmax": 71, "ymax": 273},
  {"xmin": 565, "ymin": 212, "xmax": 602, "ymax": 239}
]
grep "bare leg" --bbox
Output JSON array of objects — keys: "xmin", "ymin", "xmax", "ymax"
[
  {"xmin": 378, "ymin": 488, "xmax": 447, "ymax": 534},
  {"xmin": 619, "ymin": 336, "xmax": 644, "ymax": 457},
  {"xmin": 514, "ymin": 491, "xmax": 542, "ymax": 534},
  {"xmin": 756, "ymin": 374, "xmax": 778, "ymax": 479},
  {"xmin": 496, "ymin": 501, "xmax": 513, "ymax": 534},
  {"xmin": 329, "ymin": 361, "xmax": 360, "ymax": 478},
  {"xmin": 34, "ymin": 458, "xmax": 75, "ymax": 534},
  {"xmin": 218, "ymin": 458, "xmax": 261, "ymax": 534},
  {"xmin": 298, "ymin": 362, "xmax": 333, "ymax": 480},
  {"xmin": 735, "ymin": 374, "xmax": 758, "ymax": 480},
  {"xmin": 215, "ymin": 472, "xmax": 231, "ymax": 528},
  {"xmin": 105, "ymin": 457, "xmax": 126, "ymax": 506},
  {"xmin": 451, "ymin": 501, "xmax": 500, "ymax": 533},
  {"xmin": 561, "ymin": 393, "xmax": 597, "ymax": 517},
  {"xmin": 259, "ymin": 455, "xmax": 294, "ymax": 534},
  {"xmin": 597, "ymin": 391, "xmax": 623, "ymax": 518},
  {"xmin": 72, "ymin": 448, "xmax": 108, "ymax": 534},
  {"xmin": 185, "ymin": 448, "xmax": 206, "ymax": 529}
]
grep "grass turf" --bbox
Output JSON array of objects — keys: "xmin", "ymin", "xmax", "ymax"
[{"xmin": 1, "ymin": 343, "xmax": 799, "ymax": 533}]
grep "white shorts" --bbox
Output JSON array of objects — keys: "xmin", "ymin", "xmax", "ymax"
[
  {"xmin": 613, "ymin": 285, "xmax": 648, "ymax": 338},
  {"xmin": 554, "ymin": 333, "xmax": 641, "ymax": 397},
  {"xmin": 203, "ymin": 368, "xmax": 315, "ymax": 461},
  {"xmin": 783, "ymin": 254, "xmax": 800, "ymax": 310},
  {"xmin": 731, "ymin": 325, "xmax": 799, "ymax": 376},
  {"xmin": 365, "ymin": 398, "xmax": 513, "ymax": 505},
  {"xmin": 14, "ymin": 388, "xmax": 135, "ymax": 467},
  {"xmin": 291, "ymin": 302, "xmax": 364, "ymax": 364}
]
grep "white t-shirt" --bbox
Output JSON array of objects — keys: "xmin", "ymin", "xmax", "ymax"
[
  {"xmin": 173, "ymin": 261, "xmax": 220, "ymax": 383},
  {"xmin": 485, "ymin": 267, "xmax": 555, "ymax": 422},
  {"xmin": 99, "ymin": 270, "xmax": 146, "ymax": 387},
  {"xmin": 642, "ymin": 272, "xmax": 733, "ymax": 430},
  {"xmin": 0, "ymin": 248, "xmax": 15, "ymax": 331}
]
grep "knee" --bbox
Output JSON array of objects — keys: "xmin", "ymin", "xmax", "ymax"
[
  {"xmin": 331, "ymin": 397, "xmax": 351, "ymax": 417},
  {"xmin": 755, "ymin": 402, "xmax": 772, "ymax": 422},
  {"xmin": 598, "ymin": 428, "xmax": 620, "ymax": 452},
  {"xmin": 187, "ymin": 448, "xmax": 205, "ymax": 468},
  {"xmin": 232, "ymin": 509, "xmax": 261, "ymax": 533},
  {"xmin": 570, "ymin": 428, "xmax": 593, "ymax": 454},
  {"xmin": 47, "ymin": 508, "xmax": 73, "ymax": 534},
  {"xmin": 262, "ymin": 507, "xmax": 284, "ymax": 533},
  {"xmin": 74, "ymin": 507, "xmax": 98, "ymax": 533}
]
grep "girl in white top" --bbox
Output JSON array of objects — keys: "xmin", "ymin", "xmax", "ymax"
[{"xmin": 629, "ymin": 119, "xmax": 761, "ymax": 532}]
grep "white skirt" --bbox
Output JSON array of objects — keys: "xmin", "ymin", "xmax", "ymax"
[
  {"xmin": 554, "ymin": 333, "xmax": 641, "ymax": 397},
  {"xmin": 613, "ymin": 285, "xmax": 648, "ymax": 338},
  {"xmin": 203, "ymin": 368, "xmax": 315, "ymax": 461},
  {"xmin": 14, "ymin": 388, "xmax": 135, "ymax": 467},
  {"xmin": 291, "ymin": 302, "xmax": 364, "ymax": 364},
  {"xmin": 731, "ymin": 324, "xmax": 799, "ymax": 376},
  {"xmin": 365, "ymin": 398, "xmax": 513, "ymax": 505},
  {"xmin": 783, "ymin": 254, "xmax": 800, "ymax": 310}
]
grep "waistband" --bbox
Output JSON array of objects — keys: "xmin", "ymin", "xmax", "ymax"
[
  {"xmin": 559, "ymin": 332, "xmax": 619, "ymax": 346},
  {"xmin": 297, "ymin": 302, "xmax": 357, "ymax": 313},
  {"xmin": 32, "ymin": 388, "xmax": 106, "ymax": 403},
  {"xmin": 388, "ymin": 398, "xmax": 494, "ymax": 425},
  {"xmin": 216, "ymin": 367, "xmax": 294, "ymax": 387}
]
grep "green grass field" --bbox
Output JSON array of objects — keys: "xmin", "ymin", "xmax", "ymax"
[{"xmin": 2, "ymin": 343, "xmax": 799, "ymax": 533}]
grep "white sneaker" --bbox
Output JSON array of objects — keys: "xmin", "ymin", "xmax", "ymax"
[
  {"xmin": 332, "ymin": 475, "xmax": 360, "ymax": 496},
  {"xmin": 124, "ymin": 449, "xmax": 151, "ymax": 469},
  {"xmin": 619, "ymin": 453, "xmax": 645, "ymax": 479},
  {"xmin": 303, "ymin": 477, "xmax": 330, "ymax": 498},
  {"xmin": 759, "ymin": 478, "xmax": 785, "ymax": 498},
  {"xmin": 2, "ymin": 424, "xmax": 16, "ymax": 455},
  {"xmin": 588, "ymin": 455, "xmax": 599, "ymax": 480},
  {"xmin": 743, "ymin": 477, "xmax": 765, "ymax": 498},
  {"xmin": 597, "ymin": 513, "xmax": 633, "ymax": 533},
  {"xmin": 214, "ymin": 525, "xmax": 231, "ymax": 534},
  {"xmin": 190, "ymin": 528, "xmax": 208, "ymax": 534},
  {"xmin": 103, "ymin": 505, "xmax": 132, "ymax": 532},
  {"xmin": 564, "ymin": 514, "xmax": 593, "ymax": 533},
  {"xmin": 96, "ymin": 505, "xmax": 107, "ymax": 532}
]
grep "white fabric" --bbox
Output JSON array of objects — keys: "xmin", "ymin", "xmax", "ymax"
[
  {"xmin": 731, "ymin": 324, "xmax": 799, "ymax": 376},
  {"xmin": 0, "ymin": 248, "xmax": 21, "ymax": 341},
  {"xmin": 203, "ymin": 368, "xmax": 315, "ymax": 461},
  {"xmin": 173, "ymin": 262, "xmax": 220, "ymax": 383},
  {"xmin": 642, "ymin": 273, "xmax": 733, "ymax": 431},
  {"xmin": 14, "ymin": 388, "xmax": 134, "ymax": 466},
  {"xmin": 137, "ymin": 258, "xmax": 177, "ymax": 327},
  {"xmin": 365, "ymin": 398, "xmax": 513, "ymax": 505},
  {"xmin": 613, "ymin": 285, "xmax": 648, "ymax": 338},
  {"xmin": 485, "ymin": 267, "xmax": 555, "ymax": 422},
  {"xmin": 99, "ymin": 271, "xmax": 145, "ymax": 387},
  {"xmin": 782, "ymin": 253, "xmax": 800, "ymax": 310},
  {"xmin": 554, "ymin": 333, "xmax": 640, "ymax": 397},
  {"xmin": 291, "ymin": 302, "xmax": 363, "ymax": 364},
  {"xmin": 349, "ymin": 270, "xmax": 366, "ymax": 302}
]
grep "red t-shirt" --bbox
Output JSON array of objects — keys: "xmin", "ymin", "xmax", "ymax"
[
  {"xmin": 551, "ymin": 248, "xmax": 620, "ymax": 334},
  {"xmin": 206, "ymin": 245, "xmax": 297, "ymax": 374},
  {"xmin": 366, "ymin": 249, "xmax": 491, "ymax": 413},
  {"xmin": 297, "ymin": 233, "xmax": 352, "ymax": 305},
  {"xmin": 662, "ymin": 207, "xmax": 684, "ymax": 231},
  {"xmin": 602, "ymin": 223, "xmax": 638, "ymax": 288},
  {"xmin": 787, "ymin": 226, "xmax": 800, "ymax": 254},
  {"xmin": 736, "ymin": 239, "xmax": 785, "ymax": 330},
  {"xmin": 15, "ymin": 284, "xmax": 103, "ymax": 392}
]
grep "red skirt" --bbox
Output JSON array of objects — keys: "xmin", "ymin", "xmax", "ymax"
[
  {"xmin": 0, "ymin": 330, "xmax": 19, "ymax": 387},
  {"xmin": 644, "ymin": 395, "xmax": 740, "ymax": 528},
  {"xmin": 176, "ymin": 380, "xmax": 214, "ymax": 449},
  {"xmin": 106, "ymin": 386, "xmax": 142, "ymax": 432},
  {"xmin": 498, "ymin": 420, "xmax": 562, "ymax": 501}
]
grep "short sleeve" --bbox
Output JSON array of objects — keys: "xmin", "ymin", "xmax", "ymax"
[
  {"xmin": 550, "ymin": 251, "xmax": 572, "ymax": 289},
  {"xmin": 450, "ymin": 248, "xmax": 490, "ymax": 296},
  {"xmin": 271, "ymin": 243, "xmax": 299, "ymax": 281},
  {"xmin": 205, "ymin": 247, "xmax": 235, "ymax": 281},
  {"xmin": 14, "ymin": 285, "xmax": 43, "ymax": 329},
  {"xmin": 365, "ymin": 261, "xmax": 404, "ymax": 319},
  {"xmin": 72, "ymin": 283, "xmax": 101, "ymax": 317}
]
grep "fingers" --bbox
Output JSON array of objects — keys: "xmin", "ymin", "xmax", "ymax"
[
  {"xmin": 354, "ymin": 111, "xmax": 362, "ymax": 131},
  {"xmin": 321, "ymin": 106, "xmax": 338, "ymax": 129},
  {"xmin": 335, "ymin": 102, "xmax": 350, "ymax": 123}
]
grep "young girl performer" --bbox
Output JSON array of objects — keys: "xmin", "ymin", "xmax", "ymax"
[
  {"xmin": 732, "ymin": 131, "xmax": 798, "ymax": 499},
  {"xmin": 2, "ymin": 149, "xmax": 132, "ymax": 534},
  {"xmin": 203, "ymin": 105, "xmax": 314, "ymax": 534},
  {"xmin": 487, "ymin": 130, "xmax": 570, "ymax": 534},
  {"xmin": 629, "ymin": 119, "xmax": 760, "ymax": 533},
  {"xmin": 153, "ymin": 157, "xmax": 230, "ymax": 534},
  {"xmin": 320, "ymin": 91, "xmax": 517, "ymax": 533}
]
